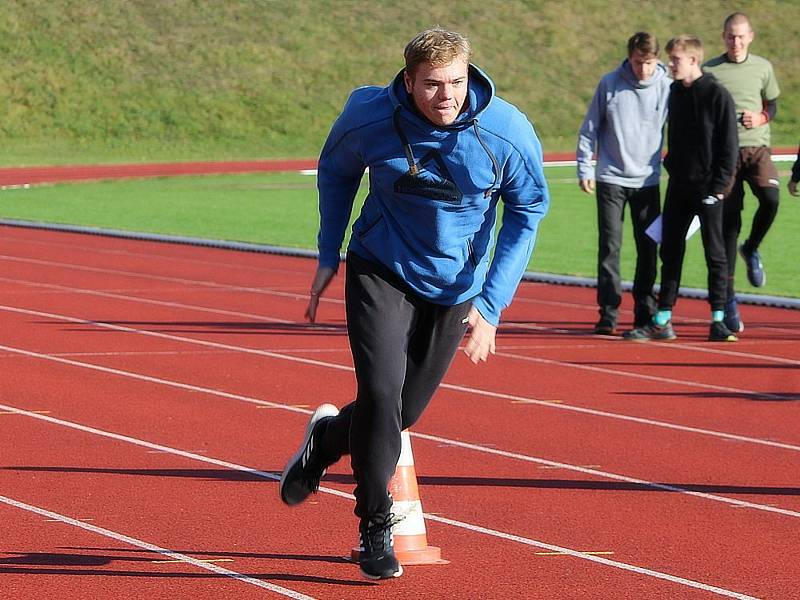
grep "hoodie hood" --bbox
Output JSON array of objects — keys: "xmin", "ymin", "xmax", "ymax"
[
  {"xmin": 388, "ymin": 63, "xmax": 495, "ymax": 129},
  {"xmin": 619, "ymin": 58, "xmax": 669, "ymax": 89}
]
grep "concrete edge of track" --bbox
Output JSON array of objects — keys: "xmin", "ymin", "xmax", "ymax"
[{"xmin": 3, "ymin": 217, "xmax": 798, "ymax": 310}]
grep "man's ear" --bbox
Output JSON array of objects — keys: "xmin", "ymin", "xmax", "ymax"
[{"xmin": 403, "ymin": 69, "xmax": 413, "ymax": 94}]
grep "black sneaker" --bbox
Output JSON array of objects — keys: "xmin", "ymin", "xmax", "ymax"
[
  {"xmin": 593, "ymin": 317, "xmax": 616, "ymax": 335},
  {"xmin": 709, "ymin": 321, "xmax": 738, "ymax": 342},
  {"xmin": 623, "ymin": 321, "xmax": 676, "ymax": 341},
  {"xmin": 279, "ymin": 403, "xmax": 339, "ymax": 506},
  {"xmin": 358, "ymin": 514, "xmax": 402, "ymax": 580},
  {"xmin": 724, "ymin": 297, "xmax": 744, "ymax": 333},
  {"xmin": 739, "ymin": 243, "xmax": 766, "ymax": 287}
]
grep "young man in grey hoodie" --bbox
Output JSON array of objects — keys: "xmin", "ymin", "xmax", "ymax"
[{"xmin": 577, "ymin": 32, "xmax": 670, "ymax": 335}]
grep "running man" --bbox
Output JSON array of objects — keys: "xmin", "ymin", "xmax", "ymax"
[{"xmin": 279, "ymin": 27, "xmax": 548, "ymax": 580}]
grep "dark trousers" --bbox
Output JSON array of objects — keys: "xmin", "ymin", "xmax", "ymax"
[
  {"xmin": 723, "ymin": 181, "xmax": 780, "ymax": 298},
  {"xmin": 722, "ymin": 147, "xmax": 781, "ymax": 298},
  {"xmin": 596, "ymin": 182, "xmax": 660, "ymax": 326},
  {"xmin": 318, "ymin": 252, "xmax": 470, "ymax": 521},
  {"xmin": 658, "ymin": 181, "xmax": 728, "ymax": 312}
]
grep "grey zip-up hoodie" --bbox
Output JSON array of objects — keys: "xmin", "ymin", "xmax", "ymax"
[{"xmin": 576, "ymin": 59, "xmax": 671, "ymax": 188}]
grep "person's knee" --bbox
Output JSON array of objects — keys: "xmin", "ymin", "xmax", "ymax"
[{"xmin": 756, "ymin": 186, "xmax": 779, "ymax": 212}]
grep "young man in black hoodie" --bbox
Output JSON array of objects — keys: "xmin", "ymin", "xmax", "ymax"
[{"xmin": 624, "ymin": 35, "xmax": 739, "ymax": 342}]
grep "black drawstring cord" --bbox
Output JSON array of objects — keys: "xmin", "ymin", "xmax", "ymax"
[
  {"xmin": 472, "ymin": 120, "xmax": 500, "ymax": 197},
  {"xmin": 392, "ymin": 106, "xmax": 499, "ymax": 196},
  {"xmin": 393, "ymin": 105, "xmax": 419, "ymax": 175}
]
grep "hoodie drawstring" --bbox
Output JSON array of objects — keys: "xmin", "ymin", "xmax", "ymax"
[
  {"xmin": 393, "ymin": 106, "xmax": 419, "ymax": 175},
  {"xmin": 392, "ymin": 106, "xmax": 500, "ymax": 197},
  {"xmin": 472, "ymin": 119, "xmax": 500, "ymax": 198}
]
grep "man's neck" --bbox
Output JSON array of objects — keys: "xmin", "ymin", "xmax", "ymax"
[{"xmin": 681, "ymin": 69, "xmax": 703, "ymax": 87}]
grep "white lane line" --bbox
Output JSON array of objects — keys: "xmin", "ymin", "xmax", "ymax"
[
  {"xmin": 0, "ymin": 344, "xmax": 797, "ymax": 520},
  {"xmin": 440, "ymin": 382, "xmax": 800, "ymax": 452},
  {"xmin": 425, "ymin": 513, "xmax": 758, "ymax": 600},
  {"xmin": 0, "ymin": 404, "xmax": 759, "ymax": 599},
  {"xmin": 0, "ymin": 275, "xmax": 295, "ymax": 324},
  {"xmin": 495, "ymin": 350, "xmax": 793, "ymax": 400},
  {"xmin": 507, "ymin": 319, "xmax": 800, "ymax": 365},
  {"xmin": 0, "ymin": 494, "xmax": 315, "ymax": 600},
  {"xmin": 0, "ymin": 254, "xmax": 345, "ymax": 305},
  {"xmin": 1, "ymin": 234, "xmax": 306, "ymax": 278},
  {"xmin": 1, "ymin": 303, "xmax": 797, "ymax": 454},
  {"xmin": 410, "ymin": 431, "xmax": 800, "ymax": 518}
]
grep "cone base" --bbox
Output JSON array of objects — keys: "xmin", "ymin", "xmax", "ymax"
[{"xmin": 350, "ymin": 545, "xmax": 448, "ymax": 565}]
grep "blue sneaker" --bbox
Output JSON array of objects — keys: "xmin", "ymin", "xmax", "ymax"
[
  {"xmin": 709, "ymin": 321, "xmax": 738, "ymax": 342},
  {"xmin": 739, "ymin": 244, "xmax": 766, "ymax": 287},
  {"xmin": 623, "ymin": 321, "xmax": 676, "ymax": 341},
  {"xmin": 724, "ymin": 298, "xmax": 744, "ymax": 333}
]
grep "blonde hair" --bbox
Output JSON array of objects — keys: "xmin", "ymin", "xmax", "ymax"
[
  {"xmin": 404, "ymin": 27, "xmax": 471, "ymax": 77},
  {"xmin": 666, "ymin": 35, "xmax": 704, "ymax": 63}
]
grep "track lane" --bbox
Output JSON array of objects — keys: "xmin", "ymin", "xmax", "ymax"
[{"xmin": 3, "ymin": 227, "xmax": 796, "ymax": 596}]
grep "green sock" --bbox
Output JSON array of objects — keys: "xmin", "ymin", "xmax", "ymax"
[
  {"xmin": 654, "ymin": 310, "xmax": 671, "ymax": 326},
  {"xmin": 712, "ymin": 310, "xmax": 723, "ymax": 322}
]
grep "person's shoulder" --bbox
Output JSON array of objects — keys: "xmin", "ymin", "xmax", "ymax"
[
  {"xmin": 342, "ymin": 85, "xmax": 392, "ymax": 117},
  {"xmin": 481, "ymin": 96, "xmax": 535, "ymax": 137},
  {"xmin": 703, "ymin": 54, "xmax": 728, "ymax": 69},
  {"xmin": 747, "ymin": 53, "xmax": 774, "ymax": 67},
  {"xmin": 331, "ymin": 85, "xmax": 394, "ymax": 133}
]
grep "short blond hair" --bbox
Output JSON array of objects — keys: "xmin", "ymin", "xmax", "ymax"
[
  {"xmin": 404, "ymin": 27, "xmax": 471, "ymax": 77},
  {"xmin": 666, "ymin": 35, "xmax": 704, "ymax": 63}
]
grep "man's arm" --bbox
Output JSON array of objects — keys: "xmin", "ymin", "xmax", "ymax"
[
  {"xmin": 305, "ymin": 95, "xmax": 368, "ymax": 320},
  {"xmin": 789, "ymin": 144, "xmax": 800, "ymax": 197},
  {"xmin": 710, "ymin": 88, "xmax": 739, "ymax": 197},
  {"xmin": 740, "ymin": 98, "xmax": 777, "ymax": 129},
  {"xmin": 576, "ymin": 79, "xmax": 606, "ymax": 193},
  {"xmin": 472, "ymin": 120, "xmax": 549, "ymax": 328}
]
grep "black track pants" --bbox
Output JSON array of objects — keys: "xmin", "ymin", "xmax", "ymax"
[
  {"xmin": 658, "ymin": 181, "xmax": 729, "ymax": 312},
  {"xmin": 318, "ymin": 252, "xmax": 471, "ymax": 521}
]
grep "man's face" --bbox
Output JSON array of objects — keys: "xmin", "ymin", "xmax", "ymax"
[
  {"xmin": 403, "ymin": 57, "xmax": 469, "ymax": 126},
  {"xmin": 629, "ymin": 49, "xmax": 659, "ymax": 81},
  {"xmin": 668, "ymin": 49, "xmax": 696, "ymax": 82},
  {"xmin": 723, "ymin": 22, "xmax": 754, "ymax": 63}
]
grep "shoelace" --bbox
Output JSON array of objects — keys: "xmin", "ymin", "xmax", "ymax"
[{"xmin": 361, "ymin": 513, "xmax": 397, "ymax": 552}]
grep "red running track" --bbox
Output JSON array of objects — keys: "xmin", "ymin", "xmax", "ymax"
[{"xmin": 1, "ymin": 225, "xmax": 799, "ymax": 599}]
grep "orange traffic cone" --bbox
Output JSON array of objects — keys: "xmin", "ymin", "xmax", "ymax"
[{"xmin": 351, "ymin": 430, "xmax": 447, "ymax": 565}]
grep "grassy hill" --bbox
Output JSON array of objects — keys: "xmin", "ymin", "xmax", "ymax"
[{"xmin": 1, "ymin": 0, "xmax": 798, "ymax": 166}]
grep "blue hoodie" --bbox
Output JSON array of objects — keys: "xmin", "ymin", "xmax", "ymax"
[
  {"xmin": 316, "ymin": 64, "xmax": 549, "ymax": 325},
  {"xmin": 576, "ymin": 59, "xmax": 670, "ymax": 188}
]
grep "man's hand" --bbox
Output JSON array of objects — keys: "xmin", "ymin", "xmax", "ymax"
[
  {"xmin": 789, "ymin": 179, "xmax": 799, "ymax": 197},
  {"xmin": 463, "ymin": 306, "xmax": 497, "ymax": 364},
  {"xmin": 579, "ymin": 179, "xmax": 595, "ymax": 194},
  {"xmin": 304, "ymin": 266, "xmax": 337, "ymax": 323},
  {"xmin": 740, "ymin": 110, "xmax": 766, "ymax": 129}
]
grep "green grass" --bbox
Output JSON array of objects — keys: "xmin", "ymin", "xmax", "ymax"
[
  {"xmin": 3, "ymin": 166, "xmax": 798, "ymax": 297},
  {"xmin": 0, "ymin": 0, "xmax": 798, "ymax": 165}
]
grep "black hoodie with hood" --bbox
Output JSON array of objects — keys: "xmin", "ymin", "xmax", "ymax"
[{"xmin": 663, "ymin": 72, "xmax": 738, "ymax": 197}]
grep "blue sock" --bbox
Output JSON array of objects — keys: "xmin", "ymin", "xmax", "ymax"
[
  {"xmin": 654, "ymin": 310, "xmax": 671, "ymax": 326},
  {"xmin": 712, "ymin": 310, "xmax": 723, "ymax": 322}
]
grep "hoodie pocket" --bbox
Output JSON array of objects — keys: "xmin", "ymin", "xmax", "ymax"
[{"xmin": 357, "ymin": 213, "xmax": 384, "ymax": 241}]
